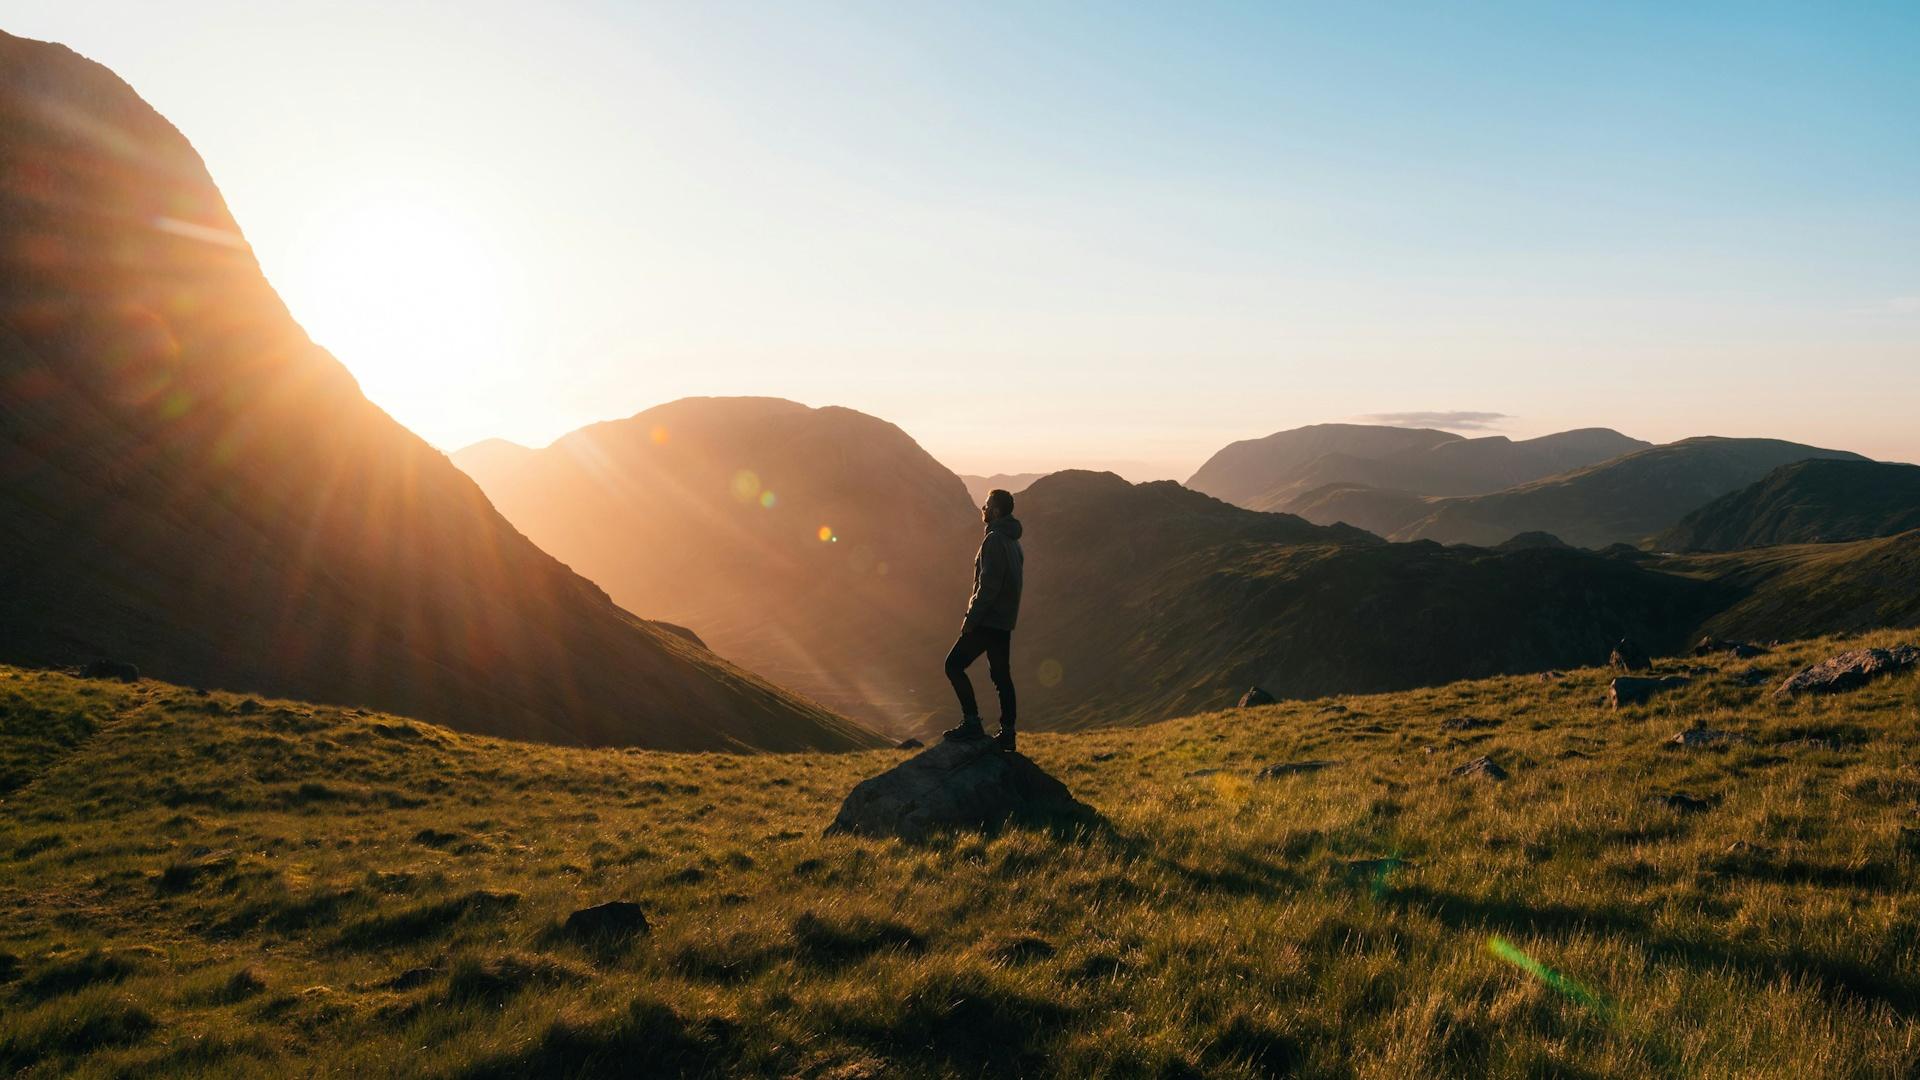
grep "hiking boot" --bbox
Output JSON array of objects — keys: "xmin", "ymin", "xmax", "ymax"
[
  {"xmin": 942, "ymin": 716, "xmax": 987, "ymax": 742},
  {"xmin": 993, "ymin": 723, "xmax": 1016, "ymax": 752}
]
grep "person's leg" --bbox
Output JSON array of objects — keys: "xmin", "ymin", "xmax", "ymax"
[
  {"xmin": 985, "ymin": 629, "xmax": 1016, "ymax": 748},
  {"xmin": 942, "ymin": 629, "xmax": 990, "ymax": 738}
]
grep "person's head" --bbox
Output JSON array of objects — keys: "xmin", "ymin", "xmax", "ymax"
[{"xmin": 982, "ymin": 488, "xmax": 1015, "ymax": 524}]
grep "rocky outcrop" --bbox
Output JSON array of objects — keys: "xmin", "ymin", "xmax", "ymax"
[
  {"xmin": 1694, "ymin": 636, "xmax": 1768, "ymax": 659},
  {"xmin": 1668, "ymin": 728, "xmax": 1752, "ymax": 749},
  {"xmin": 1451, "ymin": 756, "xmax": 1508, "ymax": 781},
  {"xmin": 1774, "ymin": 646, "xmax": 1920, "ymax": 698},
  {"xmin": 1237, "ymin": 687, "xmax": 1277, "ymax": 708},
  {"xmin": 1610, "ymin": 639, "xmax": 1652, "ymax": 672},
  {"xmin": 826, "ymin": 740, "xmax": 1097, "ymax": 842}
]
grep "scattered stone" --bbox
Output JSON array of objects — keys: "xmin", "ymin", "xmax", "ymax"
[
  {"xmin": 1610, "ymin": 638, "xmax": 1652, "ymax": 672},
  {"xmin": 237, "ymin": 698, "xmax": 263, "ymax": 715},
  {"xmin": 1318, "ymin": 703, "xmax": 1349, "ymax": 715},
  {"xmin": 1653, "ymin": 792, "xmax": 1711, "ymax": 814},
  {"xmin": 1440, "ymin": 716, "xmax": 1498, "ymax": 732},
  {"xmin": 896, "ymin": 738, "xmax": 924, "ymax": 750},
  {"xmin": 1558, "ymin": 748, "xmax": 1593, "ymax": 760},
  {"xmin": 1668, "ymin": 728, "xmax": 1753, "ymax": 749},
  {"xmin": 1237, "ymin": 686, "xmax": 1277, "ymax": 708},
  {"xmin": 1774, "ymin": 646, "xmax": 1920, "ymax": 698},
  {"xmin": 826, "ymin": 740, "xmax": 1098, "ymax": 842},
  {"xmin": 560, "ymin": 901, "xmax": 651, "ymax": 944},
  {"xmin": 1537, "ymin": 670, "xmax": 1565, "ymax": 683},
  {"xmin": 79, "ymin": 659, "xmax": 140, "ymax": 682},
  {"xmin": 1451, "ymin": 756, "xmax": 1508, "ymax": 781},
  {"xmin": 1256, "ymin": 760, "xmax": 1335, "ymax": 779},
  {"xmin": 1609, "ymin": 675, "xmax": 1691, "ymax": 708},
  {"xmin": 1091, "ymin": 751, "xmax": 1119, "ymax": 762},
  {"xmin": 1723, "ymin": 840, "xmax": 1776, "ymax": 857},
  {"xmin": 1695, "ymin": 636, "xmax": 1770, "ymax": 659},
  {"xmin": 1185, "ymin": 768, "xmax": 1230, "ymax": 779},
  {"xmin": 382, "ymin": 966, "xmax": 439, "ymax": 991}
]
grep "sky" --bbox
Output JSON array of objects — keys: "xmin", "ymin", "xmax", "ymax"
[{"xmin": 11, "ymin": 2, "xmax": 1919, "ymax": 479}]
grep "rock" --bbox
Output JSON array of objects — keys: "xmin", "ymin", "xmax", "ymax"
[
  {"xmin": 1773, "ymin": 646, "xmax": 1920, "ymax": 698},
  {"xmin": 1257, "ymin": 760, "xmax": 1335, "ymax": 779},
  {"xmin": 1537, "ymin": 670, "xmax": 1565, "ymax": 683},
  {"xmin": 1440, "ymin": 716, "xmax": 1497, "ymax": 732},
  {"xmin": 1668, "ymin": 728, "xmax": 1753, "ymax": 749},
  {"xmin": 1609, "ymin": 675, "xmax": 1690, "ymax": 708},
  {"xmin": 896, "ymin": 738, "xmax": 924, "ymax": 750},
  {"xmin": 561, "ymin": 901, "xmax": 651, "ymax": 943},
  {"xmin": 1609, "ymin": 638, "xmax": 1652, "ymax": 672},
  {"xmin": 1185, "ymin": 767, "xmax": 1230, "ymax": 779},
  {"xmin": 1653, "ymin": 792, "xmax": 1711, "ymax": 814},
  {"xmin": 80, "ymin": 659, "xmax": 139, "ymax": 682},
  {"xmin": 1451, "ymin": 756, "xmax": 1508, "ymax": 781},
  {"xmin": 826, "ymin": 740, "xmax": 1098, "ymax": 842},
  {"xmin": 1237, "ymin": 686, "xmax": 1276, "ymax": 708},
  {"xmin": 1694, "ymin": 636, "xmax": 1769, "ymax": 659}
]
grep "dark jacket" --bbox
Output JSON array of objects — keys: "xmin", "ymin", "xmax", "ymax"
[{"xmin": 965, "ymin": 516, "xmax": 1024, "ymax": 631}]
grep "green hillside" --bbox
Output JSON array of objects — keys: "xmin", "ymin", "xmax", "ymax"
[
  {"xmin": 5, "ymin": 632, "xmax": 1918, "ymax": 1077},
  {"xmin": 1653, "ymin": 460, "xmax": 1920, "ymax": 553}
]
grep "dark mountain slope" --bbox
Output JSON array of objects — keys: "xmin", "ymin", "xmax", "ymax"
[
  {"xmin": 1663, "ymin": 530, "xmax": 1920, "ymax": 642},
  {"xmin": 1652, "ymin": 459, "xmax": 1920, "ymax": 552},
  {"xmin": 0, "ymin": 31, "xmax": 877, "ymax": 751},
  {"xmin": 1386, "ymin": 437, "xmax": 1866, "ymax": 549},
  {"xmin": 1012, "ymin": 472, "xmax": 1728, "ymax": 728},
  {"xmin": 455, "ymin": 398, "xmax": 977, "ymax": 733}
]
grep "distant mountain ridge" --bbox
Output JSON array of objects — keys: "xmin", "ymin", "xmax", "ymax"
[
  {"xmin": 1187, "ymin": 423, "xmax": 1649, "ymax": 512},
  {"xmin": 1288, "ymin": 437, "xmax": 1866, "ymax": 549},
  {"xmin": 1652, "ymin": 459, "xmax": 1920, "ymax": 552},
  {"xmin": 455, "ymin": 397, "xmax": 978, "ymax": 733},
  {"xmin": 959, "ymin": 472, "xmax": 1046, "ymax": 505},
  {"xmin": 0, "ymin": 31, "xmax": 877, "ymax": 752}
]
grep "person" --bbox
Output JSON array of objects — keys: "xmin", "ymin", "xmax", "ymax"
[{"xmin": 942, "ymin": 488, "xmax": 1024, "ymax": 750}]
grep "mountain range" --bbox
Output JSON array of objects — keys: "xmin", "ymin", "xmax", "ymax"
[
  {"xmin": 1653, "ymin": 459, "xmax": 1920, "ymax": 552},
  {"xmin": 0, "ymin": 31, "xmax": 877, "ymax": 751},
  {"xmin": 453, "ymin": 398, "xmax": 976, "ymax": 732}
]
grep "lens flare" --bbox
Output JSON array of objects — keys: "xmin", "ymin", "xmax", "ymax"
[
  {"xmin": 731, "ymin": 469, "xmax": 761, "ymax": 502},
  {"xmin": 1037, "ymin": 659, "xmax": 1064, "ymax": 687},
  {"xmin": 1486, "ymin": 936, "xmax": 1610, "ymax": 1014},
  {"xmin": 817, "ymin": 525, "xmax": 834, "ymax": 542},
  {"xmin": 759, "ymin": 490, "xmax": 777, "ymax": 509},
  {"xmin": 650, "ymin": 425, "xmax": 670, "ymax": 445}
]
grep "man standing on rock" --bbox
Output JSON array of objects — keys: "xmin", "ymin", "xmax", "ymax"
[{"xmin": 942, "ymin": 488, "xmax": 1024, "ymax": 751}]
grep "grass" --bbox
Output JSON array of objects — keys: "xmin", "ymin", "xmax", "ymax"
[{"xmin": 2, "ymin": 631, "xmax": 1919, "ymax": 1077}]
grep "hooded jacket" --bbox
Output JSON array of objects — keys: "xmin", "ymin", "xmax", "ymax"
[{"xmin": 964, "ymin": 515, "xmax": 1024, "ymax": 632}]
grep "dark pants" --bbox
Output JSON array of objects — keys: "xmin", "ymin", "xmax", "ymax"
[{"xmin": 945, "ymin": 626, "xmax": 1015, "ymax": 726}]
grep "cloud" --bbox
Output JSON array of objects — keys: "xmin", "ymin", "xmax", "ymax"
[
  {"xmin": 1354, "ymin": 410, "xmax": 1511, "ymax": 432},
  {"xmin": 1890, "ymin": 296, "xmax": 1920, "ymax": 314}
]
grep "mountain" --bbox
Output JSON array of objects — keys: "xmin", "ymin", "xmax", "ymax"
[
  {"xmin": 959, "ymin": 472, "xmax": 1046, "ymax": 504},
  {"xmin": 1667, "ymin": 529, "xmax": 1920, "ymax": 642},
  {"xmin": 1187, "ymin": 423, "xmax": 1648, "ymax": 512},
  {"xmin": 1358, "ymin": 438, "xmax": 1868, "ymax": 549},
  {"xmin": 1185, "ymin": 423, "xmax": 1461, "ymax": 508},
  {"xmin": 0, "ymin": 32, "xmax": 877, "ymax": 752},
  {"xmin": 1010, "ymin": 471, "xmax": 1729, "ymax": 728},
  {"xmin": 1651, "ymin": 459, "xmax": 1920, "ymax": 553},
  {"xmin": 454, "ymin": 398, "xmax": 978, "ymax": 733}
]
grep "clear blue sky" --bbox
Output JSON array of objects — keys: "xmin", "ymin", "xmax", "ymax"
[{"xmin": 11, "ymin": 2, "xmax": 1918, "ymax": 476}]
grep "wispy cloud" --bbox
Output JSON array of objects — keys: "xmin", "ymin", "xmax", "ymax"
[{"xmin": 1355, "ymin": 410, "xmax": 1511, "ymax": 432}]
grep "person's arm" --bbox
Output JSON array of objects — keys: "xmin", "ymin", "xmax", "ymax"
[{"xmin": 965, "ymin": 534, "xmax": 1006, "ymax": 628}]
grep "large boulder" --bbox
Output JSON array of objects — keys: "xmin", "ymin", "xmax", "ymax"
[
  {"xmin": 1774, "ymin": 646, "xmax": 1920, "ymax": 698},
  {"xmin": 1237, "ymin": 686, "xmax": 1277, "ymax": 708},
  {"xmin": 1610, "ymin": 675, "xmax": 1690, "ymax": 708},
  {"xmin": 827, "ymin": 740, "xmax": 1097, "ymax": 842},
  {"xmin": 1694, "ymin": 636, "xmax": 1768, "ymax": 659}
]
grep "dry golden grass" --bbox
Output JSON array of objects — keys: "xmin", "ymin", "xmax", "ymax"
[{"xmin": 2, "ymin": 631, "xmax": 1918, "ymax": 1077}]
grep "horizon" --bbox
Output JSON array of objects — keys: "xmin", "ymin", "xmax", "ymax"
[{"xmin": 9, "ymin": 2, "xmax": 1917, "ymax": 479}]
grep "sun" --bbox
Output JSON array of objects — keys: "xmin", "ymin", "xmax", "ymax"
[{"xmin": 269, "ymin": 189, "xmax": 517, "ymax": 438}]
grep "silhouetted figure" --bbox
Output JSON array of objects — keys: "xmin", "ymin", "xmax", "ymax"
[{"xmin": 942, "ymin": 489, "xmax": 1024, "ymax": 751}]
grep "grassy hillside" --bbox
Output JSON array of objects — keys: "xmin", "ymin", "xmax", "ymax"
[
  {"xmin": 1653, "ymin": 460, "xmax": 1920, "ymax": 552},
  {"xmin": 7, "ymin": 630, "xmax": 1918, "ymax": 1077},
  {"xmin": 1666, "ymin": 530, "xmax": 1920, "ymax": 642}
]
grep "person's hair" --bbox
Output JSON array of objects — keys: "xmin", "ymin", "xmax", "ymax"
[{"xmin": 986, "ymin": 489, "xmax": 1015, "ymax": 516}]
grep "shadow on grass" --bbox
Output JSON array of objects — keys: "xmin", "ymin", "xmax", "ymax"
[{"xmin": 1387, "ymin": 883, "xmax": 1920, "ymax": 1016}]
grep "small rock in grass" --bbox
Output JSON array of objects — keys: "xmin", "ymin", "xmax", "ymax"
[
  {"xmin": 561, "ymin": 901, "xmax": 650, "ymax": 944},
  {"xmin": 1440, "ymin": 716, "xmax": 1497, "ymax": 732},
  {"xmin": 896, "ymin": 738, "xmax": 924, "ymax": 750},
  {"xmin": 1238, "ymin": 686, "xmax": 1277, "ymax": 708},
  {"xmin": 1451, "ymin": 756, "xmax": 1508, "ymax": 781},
  {"xmin": 1257, "ymin": 760, "xmax": 1336, "ymax": 779},
  {"xmin": 1653, "ymin": 792, "xmax": 1711, "ymax": 814},
  {"xmin": 1669, "ymin": 728, "xmax": 1753, "ymax": 749},
  {"xmin": 1610, "ymin": 675, "xmax": 1691, "ymax": 708}
]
